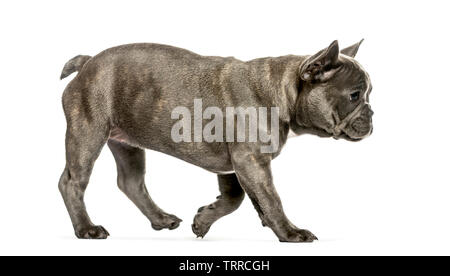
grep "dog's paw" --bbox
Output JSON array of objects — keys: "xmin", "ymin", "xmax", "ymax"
[
  {"xmin": 192, "ymin": 204, "xmax": 218, "ymax": 238},
  {"xmin": 279, "ymin": 228, "xmax": 318, "ymax": 243},
  {"xmin": 75, "ymin": 225, "xmax": 110, "ymax": 239},
  {"xmin": 151, "ymin": 213, "xmax": 182, "ymax": 231},
  {"xmin": 191, "ymin": 215, "xmax": 212, "ymax": 239}
]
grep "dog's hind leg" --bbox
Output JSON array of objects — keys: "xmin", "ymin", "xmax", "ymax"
[
  {"xmin": 192, "ymin": 173, "xmax": 245, "ymax": 238},
  {"xmin": 58, "ymin": 118, "xmax": 110, "ymax": 239},
  {"xmin": 107, "ymin": 139, "xmax": 182, "ymax": 231}
]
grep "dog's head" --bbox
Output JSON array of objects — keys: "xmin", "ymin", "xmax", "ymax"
[{"xmin": 293, "ymin": 40, "xmax": 373, "ymax": 141}]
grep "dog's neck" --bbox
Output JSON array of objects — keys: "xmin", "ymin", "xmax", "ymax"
[{"xmin": 245, "ymin": 55, "xmax": 309, "ymax": 130}]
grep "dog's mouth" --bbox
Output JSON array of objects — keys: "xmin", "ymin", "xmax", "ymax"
[
  {"xmin": 292, "ymin": 124, "xmax": 366, "ymax": 142},
  {"xmin": 333, "ymin": 132, "xmax": 363, "ymax": 142},
  {"xmin": 333, "ymin": 125, "xmax": 373, "ymax": 142}
]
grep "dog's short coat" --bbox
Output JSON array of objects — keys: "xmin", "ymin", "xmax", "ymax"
[{"xmin": 59, "ymin": 40, "xmax": 373, "ymax": 242}]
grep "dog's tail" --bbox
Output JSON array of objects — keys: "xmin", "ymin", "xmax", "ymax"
[{"xmin": 60, "ymin": 55, "xmax": 92, "ymax": 80}]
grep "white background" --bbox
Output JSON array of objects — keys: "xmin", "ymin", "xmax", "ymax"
[{"xmin": 0, "ymin": 0, "xmax": 449, "ymax": 256}]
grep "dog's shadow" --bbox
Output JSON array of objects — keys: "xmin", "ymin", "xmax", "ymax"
[{"xmin": 60, "ymin": 235, "xmax": 338, "ymax": 243}]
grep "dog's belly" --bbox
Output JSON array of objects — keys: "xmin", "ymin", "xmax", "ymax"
[{"xmin": 109, "ymin": 126, "xmax": 234, "ymax": 173}]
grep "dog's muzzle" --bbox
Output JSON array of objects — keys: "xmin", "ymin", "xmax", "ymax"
[{"xmin": 332, "ymin": 102, "xmax": 369, "ymax": 138}]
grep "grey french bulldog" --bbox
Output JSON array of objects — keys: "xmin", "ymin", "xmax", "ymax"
[{"xmin": 59, "ymin": 40, "xmax": 373, "ymax": 242}]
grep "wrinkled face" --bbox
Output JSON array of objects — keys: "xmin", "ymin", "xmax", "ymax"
[{"xmin": 295, "ymin": 40, "xmax": 374, "ymax": 141}]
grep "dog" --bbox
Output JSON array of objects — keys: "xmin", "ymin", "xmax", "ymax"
[{"xmin": 59, "ymin": 40, "xmax": 373, "ymax": 242}]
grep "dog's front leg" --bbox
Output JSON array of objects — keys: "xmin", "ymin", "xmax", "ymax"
[{"xmin": 231, "ymin": 148, "xmax": 317, "ymax": 242}]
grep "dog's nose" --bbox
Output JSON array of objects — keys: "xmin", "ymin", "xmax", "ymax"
[{"xmin": 364, "ymin": 104, "xmax": 374, "ymax": 117}]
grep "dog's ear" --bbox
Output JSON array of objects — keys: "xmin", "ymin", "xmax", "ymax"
[
  {"xmin": 340, "ymin": 39, "xmax": 364, "ymax": 58},
  {"xmin": 300, "ymin": 40, "xmax": 340, "ymax": 82}
]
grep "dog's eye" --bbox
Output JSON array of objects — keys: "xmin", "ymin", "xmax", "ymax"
[{"xmin": 350, "ymin": 91, "xmax": 360, "ymax": 102}]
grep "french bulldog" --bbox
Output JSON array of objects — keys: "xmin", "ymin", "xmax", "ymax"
[{"xmin": 59, "ymin": 40, "xmax": 373, "ymax": 242}]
